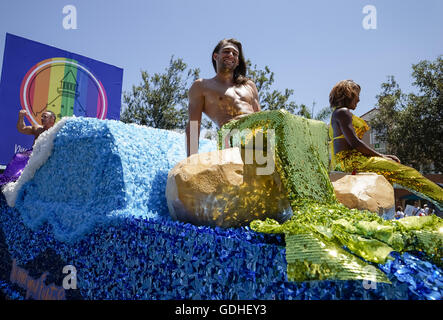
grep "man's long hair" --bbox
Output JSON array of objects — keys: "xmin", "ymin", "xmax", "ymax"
[
  {"xmin": 212, "ymin": 38, "xmax": 248, "ymax": 85},
  {"xmin": 329, "ymin": 79, "xmax": 361, "ymax": 109}
]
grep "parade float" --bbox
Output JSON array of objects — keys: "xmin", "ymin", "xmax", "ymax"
[{"xmin": 0, "ymin": 116, "xmax": 441, "ymax": 300}]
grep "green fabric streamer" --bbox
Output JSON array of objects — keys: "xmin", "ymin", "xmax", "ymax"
[{"xmin": 219, "ymin": 110, "xmax": 443, "ymax": 282}]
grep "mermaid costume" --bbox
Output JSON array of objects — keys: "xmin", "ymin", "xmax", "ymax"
[
  {"xmin": 329, "ymin": 113, "xmax": 443, "ymax": 211},
  {"xmin": 218, "ymin": 109, "xmax": 442, "ymax": 282}
]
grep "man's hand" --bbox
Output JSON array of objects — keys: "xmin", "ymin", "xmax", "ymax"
[{"xmin": 17, "ymin": 109, "xmax": 35, "ymax": 135}]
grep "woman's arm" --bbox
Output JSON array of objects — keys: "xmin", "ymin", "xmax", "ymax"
[{"xmin": 336, "ymin": 108, "xmax": 399, "ymax": 162}]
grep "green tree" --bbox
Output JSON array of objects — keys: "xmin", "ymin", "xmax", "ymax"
[
  {"xmin": 246, "ymin": 60, "xmax": 331, "ymax": 121},
  {"xmin": 296, "ymin": 102, "xmax": 332, "ymax": 121},
  {"xmin": 370, "ymin": 75, "xmax": 405, "ymax": 148},
  {"xmin": 246, "ymin": 60, "xmax": 298, "ymax": 113},
  {"xmin": 312, "ymin": 104, "xmax": 334, "ymax": 122},
  {"xmin": 370, "ymin": 56, "xmax": 443, "ymax": 173},
  {"xmin": 122, "ymin": 57, "xmax": 330, "ymax": 139},
  {"xmin": 120, "ymin": 56, "xmax": 200, "ymax": 129}
]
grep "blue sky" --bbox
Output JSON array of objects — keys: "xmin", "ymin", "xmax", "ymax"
[{"xmin": 0, "ymin": 0, "xmax": 442, "ymax": 118}]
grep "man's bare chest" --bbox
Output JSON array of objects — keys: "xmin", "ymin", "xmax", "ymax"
[{"xmin": 204, "ymin": 85, "xmax": 252, "ymax": 105}]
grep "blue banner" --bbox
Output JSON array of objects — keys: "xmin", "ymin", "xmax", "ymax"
[{"xmin": 0, "ymin": 33, "xmax": 123, "ymax": 164}]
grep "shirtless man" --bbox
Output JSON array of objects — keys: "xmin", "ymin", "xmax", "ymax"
[
  {"xmin": 17, "ymin": 109, "xmax": 56, "ymax": 145},
  {"xmin": 0, "ymin": 110, "xmax": 56, "ymax": 186},
  {"xmin": 186, "ymin": 39, "xmax": 261, "ymax": 156}
]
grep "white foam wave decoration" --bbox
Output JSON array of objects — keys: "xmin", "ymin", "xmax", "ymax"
[{"xmin": 2, "ymin": 117, "xmax": 71, "ymax": 207}]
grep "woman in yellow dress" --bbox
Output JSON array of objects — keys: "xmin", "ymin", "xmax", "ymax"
[{"xmin": 329, "ymin": 79, "xmax": 443, "ymax": 210}]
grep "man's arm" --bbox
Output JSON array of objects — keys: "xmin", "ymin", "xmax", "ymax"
[
  {"xmin": 247, "ymin": 80, "xmax": 261, "ymax": 112},
  {"xmin": 186, "ymin": 79, "xmax": 205, "ymax": 157},
  {"xmin": 17, "ymin": 110, "xmax": 37, "ymax": 136}
]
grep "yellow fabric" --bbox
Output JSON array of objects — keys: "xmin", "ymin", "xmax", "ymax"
[
  {"xmin": 329, "ymin": 114, "xmax": 370, "ymax": 140},
  {"xmin": 335, "ymin": 150, "xmax": 443, "ymax": 210},
  {"xmin": 329, "ymin": 111, "xmax": 443, "ymax": 209},
  {"xmin": 328, "ymin": 114, "xmax": 370, "ymax": 171}
]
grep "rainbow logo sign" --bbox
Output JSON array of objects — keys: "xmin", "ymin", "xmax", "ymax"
[
  {"xmin": 0, "ymin": 33, "xmax": 123, "ymax": 165},
  {"xmin": 20, "ymin": 58, "xmax": 108, "ymax": 126}
]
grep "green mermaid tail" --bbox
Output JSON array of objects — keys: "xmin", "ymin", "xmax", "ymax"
[
  {"xmin": 252, "ymin": 202, "xmax": 442, "ymax": 282},
  {"xmin": 218, "ymin": 110, "xmax": 443, "ymax": 282}
]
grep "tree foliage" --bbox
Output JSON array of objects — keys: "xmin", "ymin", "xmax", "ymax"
[
  {"xmin": 246, "ymin": 60, "xmax": 298, "ymax": 113},
  {"xmin": 370, "ymin": 56, "xmax": 443, "ymax": 173},
  {"xmin": 120, "ymin": 56, "xmax": 200, "ymax": 129},
  {"xmin": 121, "ymin": 56, "xmax": 331, "ymax": 137},
  {"xmin": 246, "ymin": 60, "xmax": 331, "ymax": 121}
]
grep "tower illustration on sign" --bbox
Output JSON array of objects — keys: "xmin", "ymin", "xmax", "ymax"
[
  {"xmin": 21, "ymin": 57, "xmax": 108, "ymax": 126},
  {"xmin": 45, "ymin": 70, "xmax": 87, "ymax": 119}
]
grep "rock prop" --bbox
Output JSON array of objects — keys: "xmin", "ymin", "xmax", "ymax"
[
  {"xmin": 166, "ymin": 147, "xmax": 292, "ymax": 227},
  {"xmin": 329, "ymin": 172, "xmax": 394, "ymax": 214}
]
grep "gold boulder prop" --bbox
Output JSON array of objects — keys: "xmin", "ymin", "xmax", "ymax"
[
  {"xmin": 329, "ymin": 172, "xmax": 394, "ymax": 215},
  {"xmin": 166, "ymin": 147, "xmax": 292, "ymax": 228}
]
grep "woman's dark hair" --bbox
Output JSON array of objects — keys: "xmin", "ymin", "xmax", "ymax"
[
  {"xmin": 212, "ymin": 38, "xmax": 248, "ymax": 85},
  {"xmin": 396, "ymin": 206, "xmax": 403, "ymax": 211},
  {"xmin": 329, "ymin": 79, "xmax": 361, "ymax": 109}
]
